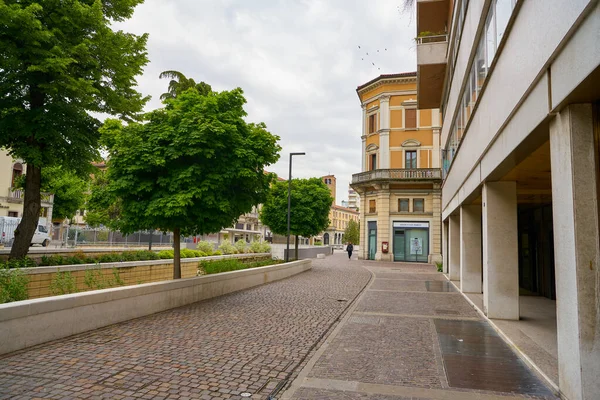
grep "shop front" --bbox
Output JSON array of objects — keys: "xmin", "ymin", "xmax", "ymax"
[{"xmin": 392, "ymin": 221, "xmax": 429, "ymax": 263}]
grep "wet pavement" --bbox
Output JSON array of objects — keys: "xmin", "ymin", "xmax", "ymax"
[
  {"xmin": 283, "ymin": 257, "xmax": 558, "ymax": 400},
  {"xmin": 0, "ymin": 253, "xmax": 558, "ymax": 399}
]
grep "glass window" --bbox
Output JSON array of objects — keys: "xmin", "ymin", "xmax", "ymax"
[
  {"xmin": 485, "ymin": 7, "xmax": 496, "ymax": 69},
  {"xmin": 370, "ymin": 154, "xmax": 377, "ymax": 170},
  {"xmin": 398, "ymin": 198, "xmax": 409, "ymax": 212},
  {"xmin": 405, "ymin": 150, "xmax": 417, "ymax": 169},
  {"xmin": 413, "ymin": 199, "xmax": 425, "ymax": 212},
  {"xmin": 369, "ymin": 114, "xmax": 376, "ymax": 133},
  {"xmin": 496, "ymin": 0, "xmax": 512, "ymax": 44},
  {"xmin": 476, "ymin": 39, "xmax": 486, "ymax": 92}
]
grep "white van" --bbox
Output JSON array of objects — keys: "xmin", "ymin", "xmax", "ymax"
[{"xmin": 0, "ymin": 216, "xmax": 52, "ymax": 247}]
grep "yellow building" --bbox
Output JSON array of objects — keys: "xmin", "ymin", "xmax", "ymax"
[
  {"xmin": 351, "ymin": 72, "xmax": 442, "ymax": 262},
  {"xmin": 320, "ymin": 175, "xmax": 359, "ymax": 246},
  {"xmin": 0, "ymin": 149, "xmax": 54, "ymax": 223}
]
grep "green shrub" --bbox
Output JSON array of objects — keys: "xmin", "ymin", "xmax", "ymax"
[
  {"xmin": 249, "ymin": 241, "xmax": 263, "ymax": 253},
  {"xmin": 213, "ymin": 250, "xmax": 223, "ymax": 256},
  {"xmin": 180, "ymin": 248, "xmax": 197, "ymax": 259},
  {"xmin": 260, "ymin": 242, "xmax": 271, "ymax": 253},
  {"xmin": 111, "ymin": 268, "xmax": 125, "ymax": 286},
  {"xmin": 196, "ymin": 240, "xmax": 215, "ymax": 255},
  {"xmin": 234, "ymin": 240, "xmax": 247, "ymax": 254},
  {"xmin": 49, "ymin": 270, "xmax": 78, "ymax": 295},
  {"xmin": 218, "ymin": 241, "xmax": 236, "ymax": 255},
  {"xmin": 0, "ymin": 265, "xmax": 29, "ymax": 303},
  {"xmin": 435, "ymin": 262, "xmax": 443, "ymax": 272},
  {"xmin": 5, "ymin": 258, "xmax": 36, "ymax": 269},
  {"xmin": 198, "ymin": 258, "xmax": 280, "ymax": 276},
  {"xmin": 157, "ymin": 250, "xmax": 174, "ymax": 259}
]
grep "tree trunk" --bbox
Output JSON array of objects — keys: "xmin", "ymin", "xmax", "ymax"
[
  {"xmin": 9, "ymin": 164, "xmax": 42, "ymax": 260},
  {"xmin": 148, "ymin": 231, "xmax": 153, "ymax": 251},
  {"xmin": 173, "ymin": 227, "xmax": 181, "ymax": 279},
  {"xmin": 294, "ymin": 234, "xmax": 299, "ymax": 261}
]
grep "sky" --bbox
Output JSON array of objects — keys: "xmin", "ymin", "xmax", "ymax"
[{"xmin": 116, "ymin": 0, "xmax": 417, "ymax": 205}]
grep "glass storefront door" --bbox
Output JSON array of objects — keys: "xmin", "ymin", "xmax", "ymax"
[
  {"xmin": 393, "ymin": 229, "xmax": 405, "ymax": 261},
  {"xmin": 392, "ymin": 222, "xmax": 430, "ymax": 263},
  {"xmin": 368, "ymin": 221, "xmax": 377, "ymax": 260}
]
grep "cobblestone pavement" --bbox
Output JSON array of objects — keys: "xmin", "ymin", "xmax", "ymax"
[
  {"xmin": 283, "ymin": 261, "xmax": 559, "ymax": 400},
  {"xmin": 0, "ymin": 253, "xmax": 371, "ymax": 400}
]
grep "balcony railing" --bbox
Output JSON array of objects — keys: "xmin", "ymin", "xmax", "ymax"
[
  {"xmin": 352, "ymin": 169, "xmax": 441, "ymax": 184},
  {"xmin": 7, "ymin": 188, "xmax": 54, "ymax": 203},
  {"xmin": 416, "ymin": 34, "xmax": 448, "ymax": 44}
]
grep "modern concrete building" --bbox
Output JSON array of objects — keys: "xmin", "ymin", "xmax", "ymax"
[
  {"xmin": 351, "ymin": 72, "xmax": 443, "ymax": 263},
  {"xmin": 347, "ymin": 187, "xmax": 359, "ymax": 210},
  {"xmin": 416, "ymin": 0, "xmax": 599, "ymax": 399}
]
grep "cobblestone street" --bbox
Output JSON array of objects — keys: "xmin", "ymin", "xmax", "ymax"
[{"xmin": 0, "ymin": 254, "xmax": 370, "ymax": 400}]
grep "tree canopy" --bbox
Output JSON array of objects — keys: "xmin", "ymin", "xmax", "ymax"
[
  {"xmin": 42, "ymin": 166, "xmax": 88, "ymax": 221},
  {"xmin": 260, "ymin": 178, "xmax": 333, "ymax": 258},
  {"xmin": 159, "ymin": 70, "xmax": 212, "ymax": 100},
  {"xmin": 85, "ymin": 169, "xmax": 123, "ymax": 230},
  {"xmin": 0, "ymin": 0, "xmax": 149, "ymax": 258},
  {"xmin": 103, "ymin": 86, "xmax": 281, "ymax": 277},
  {"xmin": 343, "ymin": 219, "xmax": 360, "ymax": 245}
]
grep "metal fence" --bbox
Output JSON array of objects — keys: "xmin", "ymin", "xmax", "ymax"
[{"xmin": 56, "ymin": 228, "xmax": 179, "ymax": 248}]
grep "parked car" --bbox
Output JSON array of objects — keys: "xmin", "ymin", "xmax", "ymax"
[{"xmin": 0, "ymin": 216, "xmax": 52, "ymax": 247}]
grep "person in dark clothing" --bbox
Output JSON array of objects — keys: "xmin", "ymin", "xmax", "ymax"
[{"xmin": 346, "ymin": 242, "xmax": 354, "ymax": 259}]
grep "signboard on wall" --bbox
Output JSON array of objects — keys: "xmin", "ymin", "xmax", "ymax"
[
  {"xmin": 410, "ymin": 238, "xmax": 423, "ymax": 255},
  {"xmin": 393, "ymin": 221, "xmax": 429, "ymax": 228}
]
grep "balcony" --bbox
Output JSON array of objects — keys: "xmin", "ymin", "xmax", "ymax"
[
  {"xmin": 352, "ymin": 169, "xmax": 442, "ymax": 185},
  {"xmin": 416, "ymin": 0, "xmax": 450, "ymax": 110},
  {"xmin": 417, "ymin": 34, "xmax": 448, "ymax": 110},
  {"xmin": 7, "ymin": 188, "xmax": 54, "ymax": 204}
]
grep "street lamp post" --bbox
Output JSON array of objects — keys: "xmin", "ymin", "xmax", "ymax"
[{"xmin": 286, "ymin": 152, "xmax": 305, "ymax": 262}]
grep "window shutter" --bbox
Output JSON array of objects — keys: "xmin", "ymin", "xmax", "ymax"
[{"xmin": 405, "ymin": 109, "xmax": 417, "ymax": 129}]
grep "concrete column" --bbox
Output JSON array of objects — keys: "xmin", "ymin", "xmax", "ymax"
[
  {"xmin": 460, "ymin": 204, "xmax": 482, "ymax": 293},
  {"xmin": 482, "ymin": 181, "xmax": 519, "ymax": 320},
  {"xmin": 431, "ymin": 187, "xmax": 442, "ymax": 262},
  {"xmin": 379, "ymin": 96, "xmax": 390, "ymax": 169},
  {"xmin": 442, "ymin": 219, "xmax": 449, "ymax": 273},
  {"xmin": 549, "ymin": 104, "xmax": 600, "ymax": 400},
  {"xmin": 375, "ymin": 187, "xmax": 391, "ymax": 261},
  {"xmin": 448, "ymin": 214, "xmax": 460, "ymax": 281},
  {"xmin": 432, "ymin": 129, "xmax": 441, "ymax": 168}
]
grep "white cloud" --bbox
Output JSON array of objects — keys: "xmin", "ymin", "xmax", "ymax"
[{"xmin": 116, "ymin": 0, "xmax": 417, "ymax": 204}]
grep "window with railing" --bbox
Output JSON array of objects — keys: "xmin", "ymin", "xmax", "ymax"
[{"xmin": 442, "ymin": 0, "xmax": 519, "ymax": 179}]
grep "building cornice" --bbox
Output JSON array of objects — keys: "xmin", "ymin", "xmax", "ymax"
[{"xmin": 356, "ymin": 73, "xmax": 417, "ymax": 101}]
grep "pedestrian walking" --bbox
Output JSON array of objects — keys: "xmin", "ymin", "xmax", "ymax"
[{"xmin": 346, "ymin": 242, "xmax": 354, "ymax": 260}]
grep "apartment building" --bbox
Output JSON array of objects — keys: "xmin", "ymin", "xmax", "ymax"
[
  {"xmin": 416, "ymin": 0, "xmax": 599, "ymax": 398},
  {"xmin": 0, "ymin": 150, "xmax": 54, "ymax": 225},
  {"xmin": 347, "ymin": 187, "xmax": 359, "ymax": 210},
  {"xmin": 320, "ymin": 175, "xmax": 359, "ymax": 246},
  {"xmin": 351, "ymin": 72, "xmax": 442, "ymax": 262}
]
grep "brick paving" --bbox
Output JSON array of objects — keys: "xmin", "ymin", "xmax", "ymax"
[{"xmin": 0, "ymin": 253, "xmax": 371, "ymax": 400}]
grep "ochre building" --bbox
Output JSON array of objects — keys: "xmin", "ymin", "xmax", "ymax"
[{"xmin": 351, "ymin": 72, "xmax": 442, "ymax": 263}]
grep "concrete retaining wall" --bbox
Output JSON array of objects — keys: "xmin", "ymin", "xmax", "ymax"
[
  {"xmin": 23, "ymin": 253, "xmax": 271, "ymax": 299},
  {"xmin": 0, "ymin": 259, "xmax": 311, "ymax": 355},
  {"xmin": 271, "ymin": 244, "xmax": 332, "ymax": 260}
]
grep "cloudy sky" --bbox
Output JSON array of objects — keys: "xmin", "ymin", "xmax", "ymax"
[{"xmin": 116, "ymin": 0, "xmax": 417, "ymax": 205}]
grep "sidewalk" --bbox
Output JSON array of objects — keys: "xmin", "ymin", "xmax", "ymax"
[{"xmin": 283, "ymin": 258, "xmax": 558, "ymax": 400}]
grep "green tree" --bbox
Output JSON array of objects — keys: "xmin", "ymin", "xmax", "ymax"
[
  {"xmin": 0, "ymin": 0, "xmax": 149, "ymax": 259},
  {"xmin": 343, "ymin": 219, "xmax": 360, "ymax": 245},
  {"xmin": 43, "ymin": 166, "xmax": 88, "ymax": 221},
  {"xmin": 102, "ymin": 86, "xmax": 281, "ymax": 278},
  {"xmin": 159, "ymin": 70, "xmax": 212, "ymax": 100},
  {"xmin": 260, "ymin": 178, "xmax": 333, "ymax": 260},
  {"xmin": 85, "ymin": 169, "xmax": 123, "ymax": 230}
]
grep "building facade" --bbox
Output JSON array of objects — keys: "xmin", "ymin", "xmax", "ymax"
[
  {"xmin": 416, "ymin": 0, "xmax": 599, "ymax": 398},
  {"xmin": 351, "ymin": 73, "xmax": 442, "ymax": 263},
  {"xmin": 347, "ymin": 187, "xmax": 359, "ymax": 210},
  {"xmin": 320, "ymin": 175, "xmax": 359, "ymax": 246},
  {"xmin": 0, "ymin": 150, "xmax": 54, "ymax": 226}
]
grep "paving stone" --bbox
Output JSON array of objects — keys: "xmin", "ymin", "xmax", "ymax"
[
  {"xmin": 355, "ymin": 291, "xmax": 478, "ymax": 318},
  {"xmin": 0, "ymin": 254, "xmax": 370, "ymax": 399},
  {"xmin": 292, "ymin": 387, "xmax": 418, "ymax": 399},
  {"xmin": 308, "ymin": 317, "xmax": 443, "ymax": 388}
]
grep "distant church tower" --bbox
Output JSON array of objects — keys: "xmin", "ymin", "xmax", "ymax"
[{"xmin": 321, "ymin": 175, "xmax": 336, "ymax": 204}]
